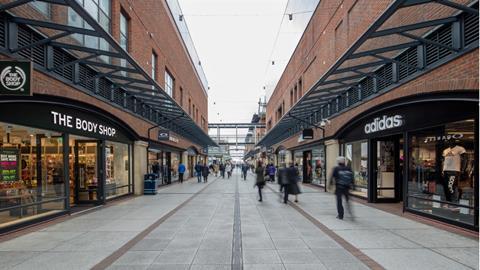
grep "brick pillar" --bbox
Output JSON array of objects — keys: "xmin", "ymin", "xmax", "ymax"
[{"xmin": 133, "ymin": 140, "xmax": 148, "ymax": 195}]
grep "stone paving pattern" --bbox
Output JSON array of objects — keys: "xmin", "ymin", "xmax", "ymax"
[{"xmin": 0, "ymin": 171, "xmax": 477, "ymax": 270}]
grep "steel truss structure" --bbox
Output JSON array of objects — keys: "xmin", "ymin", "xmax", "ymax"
[
  {"xmin": 0, "ymin": 0, "xmax": 216, "ymax": 147},
  {"xmin": 258, "ymin": 0, "xmax": 478, "ymax": 148}
]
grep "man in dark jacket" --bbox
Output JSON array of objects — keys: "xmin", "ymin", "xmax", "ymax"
[
  {"xmin": 195, "ymin": 162, "xmax": 203, "ymax": 183},
  {"xmin": 330, "ymin": 156, "xmax": 354, "ymax": 220},
  {"xmin": 202, "ymin": 163, "xmax": 210, "ymax": 183},
  {"xmin": 284, "ymin": 163, "xmax": 300, "ymax": 203}
]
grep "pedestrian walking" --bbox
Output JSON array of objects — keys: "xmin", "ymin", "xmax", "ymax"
[
  {"xmin": 268, "ymin": 163, "xmax": 276, "ymax": 183},
  {"xmin": 254, "ymin": 161, "xmax": 266, "ymax": 202},
  {"xmin": 202, "ymin": 163, "xmax": 210, "ymax": 183},
  {"xmin": 194, "ymin": 162, "xmax": 203, "ymax": 183},
  {"xmin": 226, "ymin": 163, "xmax": 232, "ymax": 179},
  {"xmin": 219, "ymin": 163, "xmax": 225, "ymax": 178},
  {"xmin": 284, "ymin": 163, "xmax": 301, "ymax": 203},
  {"xmin": 277, "ymin": 163, "xmax": 288, "ymax": 193},
  {"xmin": 241, "ymin": 163, "xmax": 249, "ymax": 180},
  {"xmin": 329, "ymin": 156, "xmax": 354, "ymax": 220},
  {"xmin": 178, "ymin": 162, "xmax": 186, "ymax": 183}
]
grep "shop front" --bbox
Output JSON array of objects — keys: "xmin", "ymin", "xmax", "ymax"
[
  {"xmin": 291, "ymin": 143, "xmax": 326, "ymax": 186},
  {"xmin": 337, "ymin": 92, "xmax": 478, "ymax": 230},
  {"xmin": 148, "ymin": 142, "xmax": 183, "ymax": 185},
  {"xmin": 0, "ymin": 96, "xmax": 136, "ymax": 233}
]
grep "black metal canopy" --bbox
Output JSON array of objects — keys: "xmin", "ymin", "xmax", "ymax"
[
  {"xmin": 0, "ymin": 0, "xmax": 217, "ymax": 147},
  {"xmin": 258, "ymin": 0, "xmax": 478, "ymax": 148}
]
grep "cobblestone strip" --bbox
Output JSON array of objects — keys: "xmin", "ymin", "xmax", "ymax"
[
  {"xmin": 91, "ymin": 177, "xmax": 219, "ymax": 270},
  {"xmin": 265, "ymin": 184, "xmax": 385, "ymax": 270},
  {"xmin": 231, "ymin": 177, "xmax": 243, "ymax": 270}
]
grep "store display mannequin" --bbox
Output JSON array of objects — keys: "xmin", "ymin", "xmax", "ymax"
[{"xmin": 442, "ymin": 142, "xmax": 466, "ymax": 202}]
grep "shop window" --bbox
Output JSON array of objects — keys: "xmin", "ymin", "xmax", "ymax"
[
  {"xmin": 345, "ymin": 140, "xmax": 368, "ymax": 198},
  {"xmin": 312, "ymin": 147, "xmax": 326, "ymax": 187},
  {"xmin": 68, "ymin": 0, "xmax": 111, "ymax": 62},
  {"xmin": 0, "ymin": 122, "xmax": 65, "ymax": 229},
  {"xmin": 408, "ymin": 119, "xmax": 476, "ymax": 226},
  {"xmin": 165, "ymin": 70, "xmax": 175, "ymax": 97},
  {"xmin": 105, "ymin": 141, "xmax": 131, "ymax": 199},
  {"xmin": 294, "ymin": 151, "xmax": 303, "ymax": 180}
]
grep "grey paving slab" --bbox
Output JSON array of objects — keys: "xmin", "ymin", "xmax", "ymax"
[
  {"xmin": 311, "ymin": 248, "xmax": 360, "ymax": 263},
  {"xmin": 192, "ymin": 248, "xmax": 232, "ymax": 264},
  {"xmin": 243, "ymin": 249, "xmax": 282, "ymax": 264},
  {"xmin": 392, "ymin": 228, "xmax": 478, "ymax": 248},
  {"xmin": 130, "ymin": 239, "xmax": 171, "ymax": 251},
  {"xmin": 334, "ymin": 229, "xmax": 421, "ymax": 249},
  {"xmin": 362, "ymin": 248, "xmax": 473, "ymax": 270},
  {"xmin": 277, "ymin": 249, "xmax": 322, "ymax": 264},
  {"xmin": 113, "ymin": 251, "xmax": 162, "ymax": 266},
  {"xmin": 0, "ymin": 251, "xmax": 41, "ymax": 270},
  {"xmin": 432, "ymin": 247, "xmax": 479, "ymax": 270},
  {"xmin": 147, "ymin": 264, "xmax": 189, "ymax": 270},
  {"xmin": 272, "ymin": 238, "xmax": 308, "ymax": 249},
  {"xmin": 244, "ymin": 264, "xmax": 285, "ymax": 270},
  {"xmin": 10, "ymin": 250, "xmax": 112, "ymax": 270},
  {"xmin": 284, "ymin": 264, "xmax": 328, "ymax": 270}
]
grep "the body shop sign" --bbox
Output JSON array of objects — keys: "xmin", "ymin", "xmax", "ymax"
[
  {"xmin": 0, "ymin": 61, "xmax": 31, "ymax": 95},
  {"xmin": 51, "ymin": 111, "xmax": 117, "ymax": 137}
]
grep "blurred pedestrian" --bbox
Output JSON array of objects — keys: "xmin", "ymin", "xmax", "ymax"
[
  {"xmin": 268, "ymin": 163, "xmax": 276, "ymax": 182},
  {"xmin": 254, "ymin": 161, "xmax": 266, "ymax": 202},
  {"xmin": 329, "ymin": 156, "xmax": 354, "ymax": 220},
  {"xmin": 241, "ymin": 163, "xmax": 249, "ymax": 180},
  {"xmin": 178, "ymin": 162, "xmax": 186, "ymax": 183},
  {"xmin": 195, "ymin": 162, "xmax": 202, "ymax": 183},
  {"xmin": 220, "ymin": 163, "xmax": 225, "ymax": 178},
  {"xmin": 284, "ymin": 162, "xmax": 301, "ymax": 203},
  {"xmin": 202, "ymin": 163, "xmax": 210, "ymax": 183},
  {"xmin": 277, "ymin": 163, "xmax": 288, "ymax": 193},
  {"xmin": 226, "ymin": 163, "xmax": 232, "ymax": 178}
]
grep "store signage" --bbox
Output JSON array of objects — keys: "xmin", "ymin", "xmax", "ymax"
[
  {"xmin": 50, "ymin": 111, "xmax": 117, "ymax": 137},
  {"xmin": 158, "ymin": 130, "xmax": 169, "ymax": 140},
  {"xmin": 364, "ymin": 115, "xmax": 403, "ymax": 134},
  {"xmin": 0, "ymin": 148, "xmax": 19, "ymax": 181},
  {"xmin": 302, "ymin": 128, "xmax": 314, "ymax": 139},
  {"xmin": 424, "ymin": 133, "xmax": 463, "ymax": 143},
  {"xmin": 0, "ymin": 61, "xmax": 31, "ymax": 96}
]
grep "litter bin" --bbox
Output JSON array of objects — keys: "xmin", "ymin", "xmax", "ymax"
[{"xmin": 144, "ymin": 173, "xmax": 159, "ymax": 195}]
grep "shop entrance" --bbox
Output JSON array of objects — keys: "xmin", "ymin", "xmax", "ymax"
[
  {"xmin": 73, "ymin": 140, "xmax": 103, "ymax": 205},
  {"xmin": 372, "ymin": 136, "xmax": 404, "ymax": 203},
  {"xmin": 303, "ymin": 151, "xmax": 313, "ymax": 183}
]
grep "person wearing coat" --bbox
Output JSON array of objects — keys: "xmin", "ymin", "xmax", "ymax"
[
  {"xmin": 284, "ymin": 163, "xmax": 301, "ymax": 203},
  {"xmin": 194, "ymin": 162, "xmax": 203, "ymax": 183},
  {"xmin": 254, "ymin": 161, "xmax": 266, "ymax": 202},
  {"xmin": 277, "ymin": 163, "xmax": 288, "ymax": 192},
  {"xmin": 201, "ymin": 163, "xmax": 210, "ymax": 183}
]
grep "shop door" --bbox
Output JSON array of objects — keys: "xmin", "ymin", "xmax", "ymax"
[
  {"xmin": 74, "ymin": 140, "xmax": 103, "ymax": 204},
  {"xmin": 372, "ymin": 136, "xmax": 403, "ymax": 202}
]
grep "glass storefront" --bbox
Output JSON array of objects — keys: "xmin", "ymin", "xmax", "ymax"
[
  {"xmin": 345, "ymin": 140, "xmax": 368, "ymax": 198},
  {"xmin": 1, "ymin": 123, "xmax": 65, "ymax": 230},
  {"xmin": 408, "ymin": 119, "xmax": 476, "ymax": 226},
  {"xmin": 0, "ymin": 120, "xmax": 133, "ymax": 231},
  {"xmin": 293, "ymin": 151, "xmax": 303, "ymax": 180},
  {"xmin": 312, "ymin": 147, "xmax": 326, "ymax": 186},
  {"xmin": 105, "ymin": 141, "xmax": 131, "ymax": 199}
]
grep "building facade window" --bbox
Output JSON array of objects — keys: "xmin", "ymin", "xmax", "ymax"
[
  {"xmin": 188, "ymin": 99, "xmax": 192, "ymax": 115},
  {"xmin": 151, "ymin": 52, "xmax": 157, "ymax": 81},
  {"xmin": 30, "ymin": 2, "xmax": 50, "ymax": 17},
  {"xmin": 165, "ymin": 70, "xmax": 174, "ymax": 97},
  {"xmin": 68, "ymin": 0, "xmax": 111, "ymax": 54}
]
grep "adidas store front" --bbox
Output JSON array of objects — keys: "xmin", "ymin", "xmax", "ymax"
[{"xmin": 336, "ymin": 92, "xmax": 478, "ymax": 230}]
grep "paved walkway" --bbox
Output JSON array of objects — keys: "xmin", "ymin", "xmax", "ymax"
[{"xmin": 0, "ymin": 171, "xmax": 477, "ymax": 270}]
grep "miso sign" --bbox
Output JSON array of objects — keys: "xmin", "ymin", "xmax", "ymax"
[{"xmin": 0, "ymin": 60, "xmax": 31, "ymax": 96}]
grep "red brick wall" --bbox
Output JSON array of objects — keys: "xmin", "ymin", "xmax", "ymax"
[
  {"xmin": 273, "ymin": 50, "xmax": 479, "ymax": 150},
  {"xmin": 0, "ymin": 1, "xmax": 207, "ymax": 150},
  {"xmin": 266, "ymin": 0, "xmax": 474, "ymax": 130}
]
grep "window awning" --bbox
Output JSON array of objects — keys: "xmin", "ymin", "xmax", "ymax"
[
  {"xmin": 0, "ymin": 0, "xmax": 217, "ymax": 147},
  {"xmin": 258, "ymin": 0, "xmax": 478, "ymax": 148}
]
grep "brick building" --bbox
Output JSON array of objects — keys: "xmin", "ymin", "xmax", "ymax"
[
  {"xmin": 0, "ymin": 0, "xmax": 215, "ymax": 233},
  {"xmin": 261, "ymin": 0, "xmax": 478, "ymax": 230}
]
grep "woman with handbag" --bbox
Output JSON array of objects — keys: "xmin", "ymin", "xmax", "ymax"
[{"xmin": 255, "ymin": 161, "xmax": 266, "ymax": 202}]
